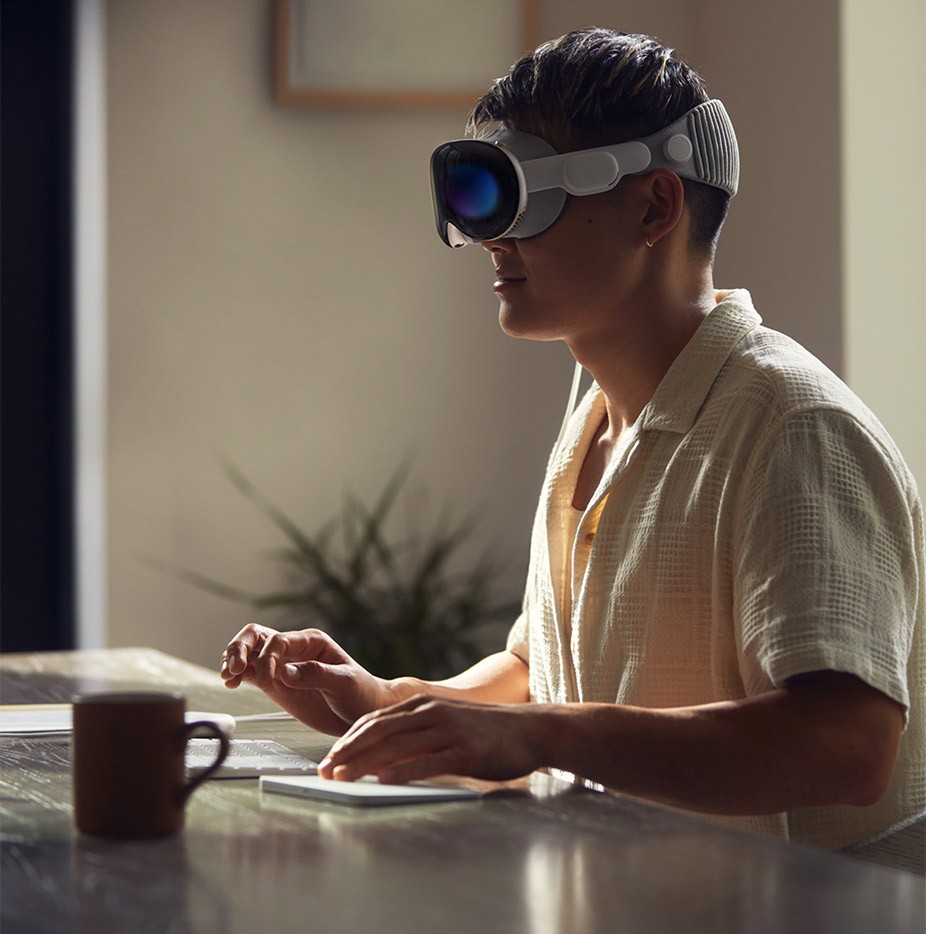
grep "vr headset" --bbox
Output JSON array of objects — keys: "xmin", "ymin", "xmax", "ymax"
[{"xmin": 430, "ymin": 99, "xmax": 739, "ymax": 248}]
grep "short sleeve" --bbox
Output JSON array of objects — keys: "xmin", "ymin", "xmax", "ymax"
[
  {"xmin": 734, "ymin": 407, "xmax": 920, "ymax": 716},
  {"xmin": 506, "ymin": 611, "xmax": 530, "ymax": 664}
]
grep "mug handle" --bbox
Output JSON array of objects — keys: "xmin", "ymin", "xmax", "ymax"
[{"xmin": 179, "ymin": 720, "xmax": 231, "ymax": 802}]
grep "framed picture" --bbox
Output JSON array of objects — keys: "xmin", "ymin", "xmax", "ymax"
[{"xmin": 274, "ymin": 0, "xmax": 540, "ymax": 109}]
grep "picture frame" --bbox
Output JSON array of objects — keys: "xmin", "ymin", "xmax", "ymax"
[{"xmin": 274, "ymin": 0, "xmax": 540, "ymax": 109}]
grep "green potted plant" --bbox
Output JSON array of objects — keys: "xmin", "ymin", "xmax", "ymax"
[{"xmin": 172, "ymin": 464, "xmax": 520, "ymax": 680}]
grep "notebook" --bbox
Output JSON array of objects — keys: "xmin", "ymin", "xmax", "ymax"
[
  {"xmin": 0, "ymin": 703, "xmax": 237, "ymax": 737},
  {"xmin": 259, "ymin": 774, "xmax": 483, "ymax": 807},
  {"xmin": 0, "ymin": 705, "xmax": 316, "ymax": 779}
]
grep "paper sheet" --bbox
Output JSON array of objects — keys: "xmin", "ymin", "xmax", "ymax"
[{"xmin": 0, "ymin": 704, "xmax": 235, "ymax": 736}]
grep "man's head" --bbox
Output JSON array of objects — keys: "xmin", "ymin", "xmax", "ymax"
[{"xmin": 467, "ymin": 28, "xmax": 731, "ymax": 257}]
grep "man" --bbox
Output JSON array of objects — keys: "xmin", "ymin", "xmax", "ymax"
[{"xmin": 221, "ymin": 29, "xmax": 923, "ymax": 851}]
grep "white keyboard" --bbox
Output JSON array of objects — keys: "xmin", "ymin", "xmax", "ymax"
[{"xmin": 186, "ymin": 738, "xmax": 318, "ymax": 779}]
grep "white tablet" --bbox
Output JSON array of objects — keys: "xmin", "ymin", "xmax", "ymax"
[{"xmin": 259, "ymin": 774, "xmax": 483, "ymax": 807}]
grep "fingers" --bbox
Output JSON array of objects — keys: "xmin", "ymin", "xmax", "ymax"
[
  {"xmin": 219, "ymin": 625, "xmax": 334, "ymax": 688},
  {"xmin": 278, "ymin": 658, "xmax": 344, "ymax": 692},
  {"xmin": 220, "ymin": 623, "xmax": 274, "ymax": 687},
  {"xmin": 252, "ymin": 629, "xmax": 331, "ymax": 685},
  {"xmin": 328, "ymin": 694, "xmax": 435, "ymax": 757},
  {"xmin": 373, "ymin": 752, "xmax": 459, "ymax": 786},
  {"xmin": 319, "ymin": 696, "xmax": 445, "ymax": 781}
]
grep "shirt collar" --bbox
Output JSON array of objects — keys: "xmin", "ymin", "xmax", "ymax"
[{"xmin": 637, "ymin": 289, "xmax": 761, "ymax": 435}]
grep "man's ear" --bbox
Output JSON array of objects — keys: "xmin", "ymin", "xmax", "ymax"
[{"xmin": 641, "ymin": 170, "xmax": 685, "ymax": 247}]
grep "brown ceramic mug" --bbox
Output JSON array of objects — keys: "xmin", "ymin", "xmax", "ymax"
[{"xmin": 72, "ymin": 691, "xmax": 230, "ymax": 838}]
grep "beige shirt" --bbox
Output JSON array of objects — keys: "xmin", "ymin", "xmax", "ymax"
[{"xmin": 507, "ymin": 289, "xmax": 925, "ymax": 850}]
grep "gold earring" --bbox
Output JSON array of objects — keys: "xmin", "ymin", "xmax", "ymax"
[{"xmin": 645, "ymin": 237, "xmax": 654, "ymax": 248}]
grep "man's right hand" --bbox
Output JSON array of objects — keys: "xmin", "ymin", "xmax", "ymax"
[{"xmin": 220, "ymin": 624, "xmax": 396, "ymax": 736}]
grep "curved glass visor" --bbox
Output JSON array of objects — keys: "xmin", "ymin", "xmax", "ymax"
[
  {"xmin": 430, "ymin": 100, "xmax": 739, "ymax": 249},
  {"xmin": 430, "ymin": 140, "xmax": 521, "ymax": 245}
]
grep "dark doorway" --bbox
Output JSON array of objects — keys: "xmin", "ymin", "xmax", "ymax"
[{"xmin": 1, "ymin": 0, "xmax": 77, "ymax": 652}]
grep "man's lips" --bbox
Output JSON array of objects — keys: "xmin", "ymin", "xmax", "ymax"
[{"xmin": 492, "ymin": 269, "xmax": 527, "ymax": 291}]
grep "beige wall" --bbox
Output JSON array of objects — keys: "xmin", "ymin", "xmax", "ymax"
[
  {"xmin": 842, "ymin": 0, "xmax": 925, "ymax": 498},
  {"xmin": 692, "ymin": 0, "xmax": 844, "ymax": 371},
  {"xmin": 105, "ymin": 1, "xmax": 918, "ymax": 669}
]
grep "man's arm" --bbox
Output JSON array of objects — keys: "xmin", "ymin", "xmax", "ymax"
[
  {"xmin": 221, "ymin": 623, "xmax": 528, "ymax": 735},
  {"xmin": 391, "ymin": 650, "xmax": 530, "ymax": 705},
  {"xmin": 318, "ymin": 670, "xmax": 904, "ymax": 815},
  {"xmin": 536, "ymin": 671, "xmax": 904, "ymax": 813}
]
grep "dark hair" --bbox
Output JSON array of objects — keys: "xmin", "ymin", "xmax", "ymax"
[{"xmin": 468, "ymin": 28, "xmax": 730, "ymax": 255}]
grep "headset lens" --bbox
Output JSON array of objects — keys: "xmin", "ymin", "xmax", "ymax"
[
  {"xmin": 431, "ymin": 141, "xmax": 521, "ymax": 243},
  {"xmin": 446, "ymin": 163, "xmax": 500, "ymax": 220}
]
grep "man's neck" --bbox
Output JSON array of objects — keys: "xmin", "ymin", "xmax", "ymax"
[{"xmin": 568, "ymin": 274, "xmax": 717, "ymax": 440}]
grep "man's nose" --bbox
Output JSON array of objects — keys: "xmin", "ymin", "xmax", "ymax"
[{"xmin": 481, "ymin": 237, "xmax": 516, "ymax": 255}]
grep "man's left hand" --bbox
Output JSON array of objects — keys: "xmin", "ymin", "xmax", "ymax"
[{"xmin": 317, "ymin": 695, "xmax": 544, "ymax": 785}]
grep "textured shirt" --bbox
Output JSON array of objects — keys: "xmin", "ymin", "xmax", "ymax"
[{"xmin": 507, "ymin": 289, "xmax": 925, "ymax": 849}]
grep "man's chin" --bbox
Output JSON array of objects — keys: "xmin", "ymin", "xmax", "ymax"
[{"xmin": 498, "ymin": 304, "xmax": 561, "ymax": 342}]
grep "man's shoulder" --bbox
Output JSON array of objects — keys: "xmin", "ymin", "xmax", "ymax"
[
  {"xmin": 697, "ymin": 292, "xmax": 864, "ymax": 426},
  {"xmin": 712, "ymin": 324, "xmax": 915, "ymax": 496},
  {"xmin": 723, "ymin": 322, "xmax": 872, "ymax": 426}
]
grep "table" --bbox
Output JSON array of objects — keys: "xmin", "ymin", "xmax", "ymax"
[{"xmin": 1, "ymin": 648, "xmax": 923, "ymax": 933}]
